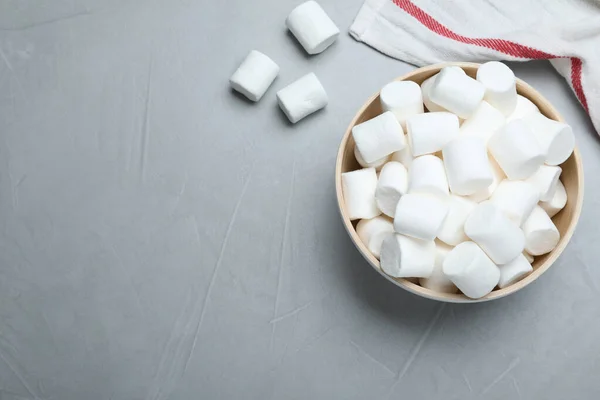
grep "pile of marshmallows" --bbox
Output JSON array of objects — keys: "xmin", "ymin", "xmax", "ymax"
[
  {"xmin": 229, "ymin": 1, "xmax": 337, "ymax": 123},
  {"xmin": 343, "ymin": 62, "xmax": 574, "ymax": 299}
]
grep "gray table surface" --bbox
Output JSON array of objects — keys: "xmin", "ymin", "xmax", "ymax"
[{"xmin": 1, "ymin": 1, "xmax": 599, "ymax": 399}]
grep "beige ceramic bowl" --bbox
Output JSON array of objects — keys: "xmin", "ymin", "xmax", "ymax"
[{"xmin": 335, "ymin": 62, "xmax": 584, "ymax": 303}]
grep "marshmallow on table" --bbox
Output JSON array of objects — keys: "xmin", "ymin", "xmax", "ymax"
[
  {"xmin": 419, "ymin": 241, "xmax": 458, "ymax": 294},
  {"xmin": 498, "ymin": 254, "xmax": 533, "ymax": 289},
  {"xmin": 438, "ymin": 195, "xmax": 477, "ymax": 246},
  {"xmin": 380, "ymin": 81, "xmax": 424, "ymax": 130},
  {"xmin": 442, "ymin": 136, "xmax": 493, "ymax": 196},
  {"xmin": 476, "ymin": 61, "xmax": 517, "ymax": 116},
  {"xmin": 286, "ymin": 1, "xmax": 339, "ymax": 55},
  {"xmin": 539, "ymin": 179, "xmax": 567, "ymax": 218},
  {"xmin": 488, "ymin": 119, "xmax": 545, "ymax": 180},
  {"xmin": 443, "ymin": 241, "xmax": 500, "ymax": 299},
  {"xmin": 394, "ymin": 193, "xmax": 449, "ymax": 241},
  {"xmin": 354, "ymin": 146, "xmax": 389, "ymax": 170},
  {"xmin": 464, "ymin": 202, "xmax": 525, "ymax": 264},
  {"xmin": 408, "ymin": 155, "xmax": 449, "ymax": 199},
  {"xmin": 342, "ymin": 168, "xmax": 380, "ymax": 220},
  {"xmin": 525, "ymin": 165, "xmax": 562, "ymax": 202},
  {"xmin": 429, "ymin": 67, "xmax": 485, "ymax": 118},
  {"xmin": 522, "ymin": 113, "xmax": 575, "ymax": 166},
  {"xmin": 459, "ymin": 101, "xmax": 506, "ymax": 144},
  {"xmin": 507, "ymin": 95, "xmax": 540, "ymax": 122},
  {"xmin": 522, "ymin": 206, "xmax": 560, "ymax": 256},
  {"xmin": 466, "ymin": 158, "xmax": 505, "ymax": 203},
  {"xmin": 523, "ymin": 251, "xmax": 535, "ymax": 263},
  {"xmin": 380, "ymin": 234, "xmax": 436, "ymax": 278},
  {"xmin": 277, "ymin": 73, "xmax": 327, "ymax": 123},
  {"xmin": 490, "ymin": 180, "xmax": 539, "ymax": 226},
  {"xmin": 376, "ymin": 162, "xmax": 409, "ymax": 217},
  {"xmin": 352, "ymin": 111, "xmax": 406, "ymax": 163},
  {"xmin": 229, "ymin": 50, "xmax": 279, "ymax": 101},
  {"xmin": 356, "ymin": 216, "xmax": 395, "ymax": 259},
  {"xmin": 421, "ymin": 67, "xmax": 467, "ymax": 113},
  {"xmin": 406, "ymin": 112, "xmax": 459, "ymax": 156},
  {"xmin": 390, "ymin": 146, "xmax": 413, "ymax": 169}
]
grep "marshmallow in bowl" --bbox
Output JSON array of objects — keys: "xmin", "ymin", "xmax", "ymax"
[
  {"xmin": 507, "ymin": 95, "xmax": 540, "ymax": 122},
  {"xmin": 442, "ymin": 136, "xmax": 493, "ymax": 196},
  {"xmin": 539, "ymin": 179, "xmax": 567, "ymax": 218},
  {"xmin": 394, "ymin": 193, "xmax": 449, "ymax": 241},
  {"xmin": 419, "ymin": 241, "xmax": 458, "ymax": 293},
  {"xmin": 523, "ymin": 251, "xmax": 535, "ymax": 263},
  {"xmin": 354, "ymin": 146, "xmax": 389, "ymax": 170},
  {"xmin": 490, "ymin": 180, "xmax": 539, "ymax": 226},
  {"xmin": 522, "ymin": 206, "xmax": 560, "ymax": 256},
  {"xmin": 380, "ymin": 234, "xmax": 436, "ymax": 278},
  {"xmin": 421, "ymin": 66, "xmax": 467, "ymax": 113},
  {"xmin": 286, "ymin": 1, "xmax": 340, "ymax": 55},
  {"xmin": 342, "ymin": 168, "xmax": 380, "ymax": 220},
  {"xmin": 525, "ymin": 165, "xmax": 562, "ymax": 202},
  {"xmin": 498, "ymin": 253, "xmax": 533, "ymax": 289},
  {"xmin": 356, "ymin": 216, "xmax": 395, "ymax": 259},
  {"xmin": 408, "ymin": 155, "xmax": 449, "ymax": 198},
  {"xmin": 390, "ymin": 146, "xmax": 413, "ymax": 169},
  {"xmin": 406, "ymin": 112, "xmax": 459, "ymax": 156},
  {"xmin": 380, "ymin": 81, "xmax": 424, "ymax": 130},
  {"xmin": 522, "ymin": 113, "xmax": 575, "ymax": 166},
  {"xmin": 466, "ymin": 158, "xmax": 505, "ymax": 203},
  {"xmin": 277, "ymin": 73, "xmax": 328, "ymax": 123},
  {"xmin": 459, "ymin": 101, "xmax": 506, "ymax": 144},
  {"xmin": 229, "ymin": 50, "xmax": 279, "ymax": 102},
  {"xmin": 352, "ymin": 111, "xmax": 406, "ymax": 163},
  {"xmin": 429, "ymin": 67, "xmax": 485, "ymax": 118},
  {"xmin": 376, "ymin": 162, "xmax": 409, "ymax": 217},
  {"xmin": 443, "ymin": 241, "xmax": 500, "ymax": 299},
  {"xmin": 476, "ymin": 61, "xmax": 518, "ymax": 116},
  {"xmin": 437, "ymin": 195, "xmax": 477, "ymax": 246}
]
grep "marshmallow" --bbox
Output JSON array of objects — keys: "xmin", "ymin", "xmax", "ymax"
[
  {"xmin": 421, "ymin": 67, "xmax": 467, "ymax": 113},
  {"xmin": 522, "ymin": 113, "xmax": 575, "ymax": 166},
  {"xmin": 464, "ymin": 202, "xmax": 525, "ymax": 264},
  {"xmin": 408, "ymin": 155, "xmax": 449, "ymax": 198},
  {"xmin": 356, "ymin": 216, "xmax": 395, "ymax": 259},
  {"xmin": 443, "ymin": 241, "xmax": 500, "ymax": 299},
  {"xmin": 390, "ymin": 146, "xmax": 413, "ymax": 169},
  {"xmin": 476, "ymin": 61, "xmax": 517, "ymax": 116},
  {"xmin": 342, "ymin": 168, "xmax": 380, "ymax": 220},
  {"xmin": 354, "ymin": 146, "xmax": 389, "ymax": 170},
  {"xmin": 376, "ymin": 162, "xmax": 409, "ymax": 217},
  {"xmin": 394, "ymin": 193, "xmax": 449, "ymax": 241},
  {"xmin": 488, "ymin": 119, "xmax": 545, "ymax": 180},
  {"xmin": 489, "ymin": 180, "xmax": 539, "ymax": 226},
  {"xmin": 406, "ymin": 112, "xmax": 460, "ymax": 156},
  {"xmin": 498, "ymin": 254, "xmax": 533, "ymax": 289},
  {"xmin": 459, "ymin": 101, "xmax": 506, "ymax": 143},
  {"xmin": 522, "ymin": 206, "xmax": 560, "ymax": 256},
  {"xmin": 380, "ymin": 234, "xmax": 436, "ymax": 278},
  {"xmin": 438, "ymin": 195, "xmax": 477, "ymax": 246},
  {"xmin": 277, "ymin": 73, "xmax": 328, "ymax": 123},
  {"xmin": 419, "ymin": 241, "xmax": 459, "ymax": 294},
  {"xmin": 523, "ymin": 251, "xmax": 535, "ymax": 263},
  {"xmin": 380, "ymin": 81, "xmax": 424, "ymax": 130},
  {"xmin": 507, "ymin": 95, "xmax": 540, "ymax": 122},
  {"xmin": 429, "ymin": 67, "xmax": 485, "ymax": 118},
  {"xmin": 539, "ymin": 179, "xmax": 567, "ymax": 218},
  {"xmin": 525, "ymin": 165, "xmax": 562, "ymax": 202},
  {"xmin": 442, "ymin": 136, "xmax": 493, "ymax": 196},
  {"xmin": 229, "ymin": 50, "xmax": 279, "ymax": 101},
  {"xmin": 286, "ymin": 1, "xmax": 339, "ymax": 55},
  {"xmin": 352, "ymin": 111, "xmax": 406, "ymax": 163},
  {"xmin": 466, "ymin": 158, "xmax": 505, "ymax": 203}
]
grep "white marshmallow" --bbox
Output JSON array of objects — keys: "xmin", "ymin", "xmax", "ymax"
[
  {"xmin": 488, "ymin": 119, "xmax": 545, "ymax": 180},
  {"xmin": 523, "ymin": 251, "xmax": 535, "ymax": 263},
  {"xmin": 438, "ymin": 195, "xmax": 477, "ymax": 246},
  {"xmin": 419, "ymin": 241, "xmax": 458, "ymax": 294},
  {"xmin": 464, "ymin": 202, "xmax": 525, "ymax": 264},
  {"xmin": 390, "ymin": 146, "xmax": 413, "ymax": 169},
  {"xmin": 498, "ymin": 254, "xmax": 533, "ymax": 289},
  {"xmin": 442, "ymin": 136, "xmax": 493, "ymax": 196},
  {"xmin": 466, "ymin": 158, "xmax": 505, "ymax": 203},
  {"xmin": 394, "ymin": 193, "xmax": 449, "ymax": 241},
  {"xmin": 421, "ymin": 67, "xmax": 466, "ymax": 113},
  {"xmin": 277, "ymin": 73, "xmax": 327, "ymax": 123},
  {"xmin": 356, "ymin": 216, "xmax": 395, "ymax": 259},
  {"xmin": 489, "ymin": 180, "xmax": 539, "ymax": 226},
  {"xmin": 443, "ymin": 241, "xmax": 500, "ymax": 299},
  {"xmin": 429, "ymin": 67, "xmax": 485, "ymax": 118},
  {"xmin": 476, "ymin": 61, "xmax": 517, "ymax": 116},
  {"xmin": 352, "ymin": 111, "xmax": 406, "ymax": 163},
  {"xmin": 459, "ymin": 101, "xmax": 506, "ymax": 143},
  {"xmin": 229, "ymin": 50, "xmax": 279, "ymax": 101},
  {"xmin": 376, "ymin": 162, "xmax": 409, "ymax": 217},
  {"xmin": 525, "ymin": 165, "xmax": 562, "ymax": 202},
  {"xmin": 522, "ymin": 113, "xmax": 575, "ymax": 166},
  {"xmin": 408, "ymin": 155, "xmax": 449, "ymax": 198},
  {"xmin": 380, "ymin": 234, "xmax": 436, "ymax": 278},
  {"xmin": 522, "ymin": 206, "xmax": 560, "ymax": 256},
  {"xmin": 507, "ymin": 95, "xmax": 540, "ymax": 122},
  {"xmin": 380, "ymin": 81, "xmax": 424, "ymax": 130},
  {"xmin": 539, "ymin": 180, "xmax": 567, "ymax": 218},
  {"xmin": 286, "ymin": 1, "xmax": 339, "ymax": 55},
  {"xmin": 342, "ymin": 168, "xmax": 380, "ymax": 220},
  {"xmin": 406, "ymin": 112, "xmax": 459, "ymax": 156},
  {"xmin": 354, "ymin": 146, "xmax": 389, "ymax": 170}
]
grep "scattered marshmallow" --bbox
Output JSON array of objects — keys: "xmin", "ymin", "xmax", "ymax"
[
  {"xmin": 406, "ymin": 112, "xmax": 460, "ymax": 156},
  {"xmin": 380, "ymin": 234, "xmax": 436, "ymax": 278},
  {"xmin": 522, "ymin": 113, "xmax": 575, "ymax": 166},
  {"xmin": 390, "ymin": 146, "xmax": 413, "ymax": 169},
  {"xmin": 342, "ymin": 168, "xmax": 380, "ymax": 220},
  {"xmin": 443, "ymin": 136, "xmax": 493, "ymax": 196},
  {"xmin": 464, "ymin": 202, "xmax": 525, "ymax": 264},
  {"xmin": 507, "ymin": 95, "xmax": 540, "ymax": 122},
  {"xmin": 229, "ymin": 50, "xmax": 279, "ymax": 101},
  {"xmin": 438, "ymin": 195, "xmax": 477, "ymax": 246},
  {"xmin": 408, "ymin": 155, "xmax": 449, "ymax": 198},
  {"xmin": 352, "ymin": 111, "xmax": 406, "ymax": 163},
  {"xmin": 380, "ymin": 81, "xmax": 424, "ymax": 129},
  {"xmin": 443, "ymin": 241, "xmax": 500, "ymax": 299},
  {"xmin": 277, "ymin": 73, "xmax": 328, "ymax": 123},
  {"xmin": 523, "ymin": 251, "xmax": 535, "ymax": 263},
  {"xmin": 488, "ymin": 119, "xmax": 545, "ymax": 180},
  {"xmin": 459, "ymin": 101, "xmax": 506, "ymax": 143},
  {"xmin": 466, "ymin": 158, "xmax": 505, "ymax": 203},
  {"xmin": 525, "ymin": 165, "xmax": 562, "ymax": 202},
  {"xmin": 394, "ymin": 193, "xmax": 449, "ymax": 241},
  {"xmin": 419, "ymin": 241, "xmax": 458, "ymax": 293},
  {"xmin": 429, "ymin": 67, "xmax": 485, "ymax": 118},
  {"xmin": 522, "ymin": 206, "xmax": 560, "ymax": 256},
  {"xmin": 356, "ymin": 216, "xmax": 395, "ymax": 259},
  {"xmin": 354, "ymin": 146, "xmax": 389, "ymax": 170},
  {"xmin": 490, "ymin": 180, "xmax": 539, "ymax": 226},
  {"xmin": 286, "ymin": 1, "xmax": 339, "ymax": 55},
  {"xmin": 539, "ymin": 179, "xmax": 567, "ymax": 218},
  {"xmin": 498, "ymin": 254, "xmax": 533, "ymax": 289},
  {"xmin": 476, "ymin": 61, "xmax": 517, "ymax": 116},
  {"xmin": 376, "ymin": 162, "xmax": 409, "ymax": 217}
]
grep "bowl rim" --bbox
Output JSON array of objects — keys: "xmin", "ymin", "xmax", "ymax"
[{"xmin": 335, "ymin": 62, "xmax": 584, "ymax": 303}]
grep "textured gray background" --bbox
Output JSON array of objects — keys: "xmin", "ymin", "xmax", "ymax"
[{"xmin": 0, "ymin": 1, "xmax": 599, "ymax": 399}]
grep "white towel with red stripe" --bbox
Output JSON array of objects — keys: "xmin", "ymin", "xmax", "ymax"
[{"xmin": 350, "ymin": 0, "xmax": 600, "ymax": 132}]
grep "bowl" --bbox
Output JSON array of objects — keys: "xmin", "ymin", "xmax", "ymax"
[{"xmin": 335, "ymin": 62, "xmax": 584, "ymax": 303}]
